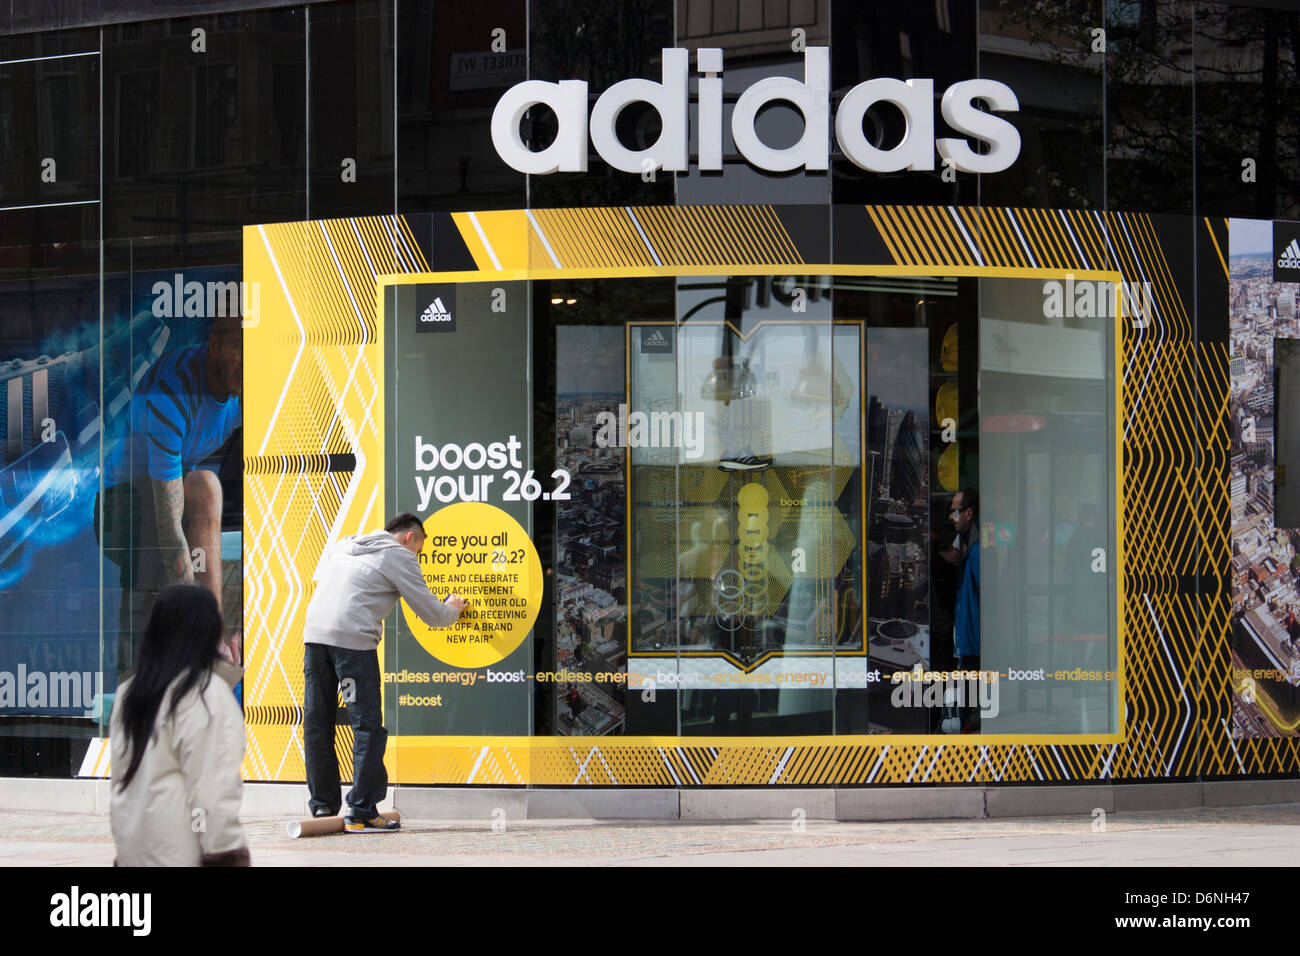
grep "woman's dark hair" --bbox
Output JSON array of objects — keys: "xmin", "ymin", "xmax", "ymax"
[{"xmin": 116, "ymin": 584, "xmax": 224, "ymax": 790}]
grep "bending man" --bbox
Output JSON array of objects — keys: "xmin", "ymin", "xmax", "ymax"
[{"xmin": 303, "ymin": 513, "xmax": 467, "ymax": 831}]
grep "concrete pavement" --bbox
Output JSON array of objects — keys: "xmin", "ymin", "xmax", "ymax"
[{"xmin": 2, "ymin": 802, "xmax": 1299, "ymax": 865}]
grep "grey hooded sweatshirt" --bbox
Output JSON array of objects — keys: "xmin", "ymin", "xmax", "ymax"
[{"xmin": 304, "ymin": 530, "xmax": 460, "ymax": 650}]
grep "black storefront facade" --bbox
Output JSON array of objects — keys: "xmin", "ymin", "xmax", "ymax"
[{"xmin": 2, "ymin": 1, "xmax": 1299, "ymax": 815}]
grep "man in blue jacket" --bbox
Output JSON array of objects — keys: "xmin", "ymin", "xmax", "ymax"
[{"xmin": 951, "ymin": 487, "xmax": 981, "ymax": 731}]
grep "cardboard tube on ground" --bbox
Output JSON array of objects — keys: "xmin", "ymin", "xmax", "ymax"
[{"xmin": 286, "ymin": 809, "xmax": 401, "ymax": 838}]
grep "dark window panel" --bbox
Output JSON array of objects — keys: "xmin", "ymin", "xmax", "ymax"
[
  {"xmin": 0, "ymin": 53, "xmax": 100, "ymax": 208},
  {"xmin": 116, "ymin": 70, "xmax": 159, "ymax": 180},
  {"xmin": 676, "ymin": 2, "xmax": 832, "ymax": 205},
  {"xmin": 1195, "ymin": 2, "xmax": 1300, "ymax": 220},
  {"xmin": 1105, "ymin": 0, "xmax": 1194, "ymax": 214},
  {"xmin": 396, "ymin": 0, "xmax": 527, "ymax": 215},
  {"xmin": 527, "ymin": 0, "xmax": 675, "ymax": 208},
  {"xmin": 5, "ymin": 1, "xmax": 345, "ymax": 37},
  {"xmin": 0, "ymin": 204, "xmax": 98, "ymax": 279},
  {"xmin": 830, "ymin": 0, "xmax": 978, "ymax": 207},
  {"xmin": 102, "ymin": 10, "xmax": 307, "ymax": 257},
  {"xmin": 0, "ymin": 26, "xmax": 99, "ymax": 61},
  {"xmin": 308, "ymin": 0, "xmax": 395, "ymax": 219},
  {"xmin": 12, "ymin": 2, "xmax": 102, "ymax": 37},
  {"xmin": 977, "ymin": 0, "xmax": 1105, "ymax": 209}
]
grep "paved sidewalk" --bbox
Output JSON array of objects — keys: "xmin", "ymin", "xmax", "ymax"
[{"xmin": 2, "ymin": 803, "xmax": 1299, "ymax": 865}]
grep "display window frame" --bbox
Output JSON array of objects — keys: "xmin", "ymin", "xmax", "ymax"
[{"xmin": 242, "ymin": 207, "xmax": 1146, "ymax": 785}]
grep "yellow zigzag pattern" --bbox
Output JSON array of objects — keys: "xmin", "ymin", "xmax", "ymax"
[{"xmin": 242, "ymin": 207, "xmax": 1252, "ymax": 785}]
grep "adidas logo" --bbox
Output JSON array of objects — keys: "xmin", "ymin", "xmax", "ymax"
[
  {"xmin": 1279, "ymin": 239, "xmax": 1300, "ymax": 270},
  {"xmin": 420, "ymin": 297, "xmax": 453, "ymax": 322},
  {"xmin": 641, "ymin": 327, "xmax": 672, "ymax": 352}
]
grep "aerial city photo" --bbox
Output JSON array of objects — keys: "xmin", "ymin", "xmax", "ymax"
[
  {"xmin": 1229, "ymin": 217, "xmax": 1300, "ymax": 739},
  {"xmin": 554, "ymin": 325, "xmax": 628, "ymax": 735}
]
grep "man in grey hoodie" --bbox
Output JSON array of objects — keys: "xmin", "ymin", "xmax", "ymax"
[{"xmin": 302, "ymin": 512, "xmax": 467, "ymax": 830}]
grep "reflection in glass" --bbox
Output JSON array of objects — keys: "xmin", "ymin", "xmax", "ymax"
[
  {"xmin": 620, "ymin": 277, "xmax": 856, "ymax": 734},
  {"xmin": 978, "ymin": 277, "xmax": 1118, "ymax": 734},
  {"xmin": 554, "ymin": 325, "xmax": 628, "ymax": 735},
  {"xmin": 864, "ymin": 327, "xmax": 932, "ymax": 732}
]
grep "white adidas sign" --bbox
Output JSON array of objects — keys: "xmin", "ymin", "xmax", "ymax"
[
  {"xmin": 1279, "ymin": 238, "xmax": 1300, "ymax": 271},
  {"xmin": 420, "ymin": 297, "xmax": 453, "ymax": 323},
  {"xmin": 492, "ymin": 47, "xmax": 1020, "ymax": 176}
]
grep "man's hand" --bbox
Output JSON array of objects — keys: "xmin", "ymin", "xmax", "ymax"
[{"xmin": 446, "ymin": 594, "xmax": 469, "ymax": 613}]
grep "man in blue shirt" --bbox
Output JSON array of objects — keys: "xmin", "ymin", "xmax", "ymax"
[
  {"xmin": 951, "ymin": 487, "xmax": 981, "ymax": 732},
  {"xmin": 97, "ymin": 315, "xmax": 242, "ymax": 675},
  {"xmin": 952, "ymin": 487, "xmax": 981, "ymax": 666}
]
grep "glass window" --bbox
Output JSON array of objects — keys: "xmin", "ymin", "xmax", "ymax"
[
  {"xmin": 397, "ymin": 0, "xmax": 527, "ymax": 214},
  {"xmin": 0, "ymin": 203, "xmax": 102, "ymax": 774},
  {"xmin": 99, "ymin": 250, "xmax": 246, "ymax": 686},
  {"xmin": 1196, "ymin": 2, "xmax": 1300, "ymax": 220},
  {"xmin": 830, "ymin": 0, "xmax": 976, "ymax": 207},
  {"xmin": 977, "ymin": 0, "xmax": 1105, "ymax": 210},
  {"xmin": 527, "ymin": 0, "xmax": 676, "ymax": 208},
  {"xmin": 834, "ymin": 272, "xmax": 968, "ymax": 733},
  {"xmin": 1106, "ymin": 0, "xmax": 1194, "ymax": 214},
  {"xmin": 309, "ymin": 0, "xmax": 395, "ymax": 219},
  {"xmin": 371, "ymin": 258, "xmax": 1123, "ymax": 741},
  {"xmin": 542, "ymin": 278, "xmax": 675, "ymax": 735},
  {"xmin": 0, "ymin": 50, "xmax": 99, "ymax": 208},
  {"xmin": 661, "ymin": 275, "xmax": 841, "ymax": 735},
  {"xmin": 977, "ymin": 275, "xmax": 1119, "ymax": 734},
  {"xmin": 102, "ymin": 11, "xmax": 307, "ymax": 250}
]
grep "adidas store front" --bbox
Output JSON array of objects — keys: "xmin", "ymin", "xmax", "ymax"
[{"xmin": 2, "ymin": 0, "xmax": 1300, "ymax": 821}]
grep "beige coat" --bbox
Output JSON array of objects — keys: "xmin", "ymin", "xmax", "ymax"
[{"xmin": 110, "ymin": 659, "xmax": 249, "ymax": 866}]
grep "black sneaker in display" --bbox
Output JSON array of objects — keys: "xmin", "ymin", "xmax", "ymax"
[{"xmin": 718, "ymin": 455, "xmax": 772, "ymax": 472}]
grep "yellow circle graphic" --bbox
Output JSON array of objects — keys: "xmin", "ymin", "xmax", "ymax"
[
  {"xmin": 938, "ymin": 441, "xmax": 959, "ymax": 492},
  {"xmin": 940, "ymin": 323, "xmax": 959, "ymax": 372},
  {"xmin": 935, "ymin": 381, "xmax": 958, "ymax": 425},
  {"xmin": 403, "ymin": 502, "xmax": 543, "ymax": 668}
]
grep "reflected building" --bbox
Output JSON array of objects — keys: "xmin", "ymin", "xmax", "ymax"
[{"xmin": 892, "ymin": 410, "xmax": 924, "ymax": 506}]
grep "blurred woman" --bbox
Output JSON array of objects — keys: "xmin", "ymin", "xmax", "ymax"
[{"xmin": 110, "ymin": 584, "xmax": 249, "ymax": 866}]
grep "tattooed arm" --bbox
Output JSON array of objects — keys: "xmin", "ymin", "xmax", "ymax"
[{"xmin": 152, "ymin": 476, "xmax": 195, "ymax": 583}]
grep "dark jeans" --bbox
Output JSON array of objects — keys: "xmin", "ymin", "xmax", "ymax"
[{"xmin": 303, "ymin": 642, "xmax": 387, "ymax": 818}]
